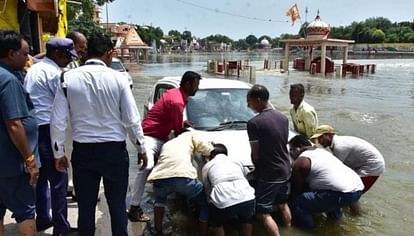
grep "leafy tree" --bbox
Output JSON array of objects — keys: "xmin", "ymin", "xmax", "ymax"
[
  {"xmin": 402, "ymin": 32, "xmax": 414, "ymax": 43},
  {"xmin": 298, "ymin": 22, "xmax": 309, "ymax": 38},
  {"xmin": 168, "ymin": 30, "xmax": 182, "ymax": 42},
  {"xmin": 385, "ymin": 33, "xmax": 399, "ymax": 43},
  {"xmin": 67, "ymin": 0, "xmax": 115, "ymax": 37},
  {"xmin": 233, "ymin": 39, "xmax": 249, "ymax": 50},
  {"xmin": 182, "ymin": 30, "xmax": 192, "ymax": 43},
  {"xmin": 370, "ymin": 29, "xmax": 385, "ymax": 43},
  {"xmin": 136, "ymin": 25, "xmax": 164, "ymax": 46},
  {"xmin": 245, "ymin": 35, "xmax": 258, "ymax": 48},
  {"xmin": 270, "ymin": 37, "xmax": 281, "ymax": 48},
  {"xmin": 203, "ymin": 34, "xmax": 233, "ymax": 44}
]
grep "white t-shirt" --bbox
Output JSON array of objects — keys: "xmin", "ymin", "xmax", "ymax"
[
  {"xmin": 202, "ymin": 154, "xmax": 255, "ymax": 209},
  {"xmin": 331, "ymin": 135, "xmax": 385, "ymax": 177},
  {"xmin": 301, "ymin": 148, "xmax": 364, "ymax": 193}
]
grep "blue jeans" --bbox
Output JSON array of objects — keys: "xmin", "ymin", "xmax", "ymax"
[
  {"xmin": 153, "ymin": 177, "xmax": 208, "ymax": 222},
  {"xmin": 292, "ymin": 190, "xmax": 363, "ymax": 229}
]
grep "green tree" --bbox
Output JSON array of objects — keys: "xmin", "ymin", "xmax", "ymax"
[
  {"xmin": 67, "ymin": 0, "xmax": 115, "ymax": 37},
  {"xmin": 298, "ymin": 22, "xmax": 309, "ymax": 38},
  {"xmin": 370, "ymin": 29, "xmax": 385, "ymax": 43},
  {"xmin": 136, "ymin": 25, "xmax": 164, "ymax": 46},
  {"xmin": 233, "ymin": 39, "xmax": 249, "ymax": 50},
  {"xmin": 385, "ymin": 33, "xmax": 399, "ymax": 43},
  {"xmin": 402, "ymin": 32, "xmax": 414, "ymax": 43},
  {"xmin": 182, "ymin": 30, "xmax": 192, "ymax": 43},
  {"xmin": 168, "ymin": 30, "xmax": 182, "ymax": 42},
  {"xmin": 270, "ymin": 37, "xmax": 281, "ymax": 48},
  {"xmin": 245, "ymin": 35, "xmax": 258, "ymax": 48}
]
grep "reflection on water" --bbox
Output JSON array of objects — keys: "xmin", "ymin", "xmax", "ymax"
[{"xmin": 127, "ymin": 53, "xmax": 414, "ymax": 235}]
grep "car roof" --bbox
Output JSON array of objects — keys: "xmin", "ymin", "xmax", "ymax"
[
  {"xmin": 112, "ymin": 57, "xmax": 121, "ymax": 62},
  {"xmin": 157, "ymin": 76, "xmax": 252, "ymax": 90}
]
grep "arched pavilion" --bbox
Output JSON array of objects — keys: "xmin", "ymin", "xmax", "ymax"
[{"xmin": 280, "ymin": 13, "xmax": 355, "ymax": 76}]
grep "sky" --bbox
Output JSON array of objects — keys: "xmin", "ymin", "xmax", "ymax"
[{"xmin": 103, "ymin": 0, "xmax": 414, "ymax": 40}]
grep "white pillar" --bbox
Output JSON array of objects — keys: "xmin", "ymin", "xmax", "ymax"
[
  {"xmin": 321, "ymin": 43, "xmax": 326, "ymax": 76},
  {"xmin": 343, "ymin": 46, "xmax": 349, "ymax": 64},
  {"xmin": 284, "ymin": 43, "xmax": 289, "ymax": 71}
]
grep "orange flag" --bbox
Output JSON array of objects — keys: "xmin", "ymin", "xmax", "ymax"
[{"xmin": 287, "ymin": 4, "xmax": 300, "ymax": 26}]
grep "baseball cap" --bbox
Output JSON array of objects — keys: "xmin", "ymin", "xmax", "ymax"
[
  {"xmin": 310, "ymin": 125, "xmax": 335, "ymax": 140},
  {"xmin": 46, "ymin": 38, "xmax": 78, "ymax": 58}
]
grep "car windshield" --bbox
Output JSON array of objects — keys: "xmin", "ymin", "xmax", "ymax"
[
  {"xmin": 111, "ymin": 61, "xmax": 125, "ymax": 72},
  {"xmin": 187, "ymin": 88, "xmax": 255, "ymax": 130}
]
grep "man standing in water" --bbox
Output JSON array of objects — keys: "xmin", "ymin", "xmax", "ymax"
[
  {"xmin": 128, "ymin": 71, "xmax": 201, "ymax": 222},
  {"xmin": 289, "ymin": 83, "xmax": 318, "ymax": 138},
  {"xmin": 246, "ymin": 84, "xmax": 292, "ymax": 236}
]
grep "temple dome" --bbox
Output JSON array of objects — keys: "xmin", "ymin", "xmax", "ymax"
[
  {"xmin": 260, "ymin": 38, "xmax": 270, "ymax": 45},
  {"xmin": 306, "ymin": 14, "xmax": 330, "ymax": 39}
]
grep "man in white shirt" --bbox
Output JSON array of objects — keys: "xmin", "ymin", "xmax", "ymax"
[
  {"xmin": 289, "ymin": 135, "xmax": 364, "ymax": 229},
  {"xmin": 310, "ymin": 125, "xmax": 385, "ymax": 214},
  {"xmin": 50, "ymin": 33, "xmax": 146, "ymax": 236},
  {"xmin": 147, "ymin": 131, "xmax": 213, "ymax": 236},
  {"xmin": 24, "ymin": 38, "xmax": 76, "ymax": 235},
  {"xmin": 289, "ymin": 83, "xmax": 318, "ymax": 138},
  {"xmin": 202, "ymin": 143, "xmax": 255, "ymax": 236},
  {"xmin": 64, "ymin": 31, "xmax": 88, "ymax": 200}
]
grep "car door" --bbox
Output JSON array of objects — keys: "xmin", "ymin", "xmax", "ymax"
[{"xmin": 143, "ymin": 82, "xmax": 176, "ymax": 117}]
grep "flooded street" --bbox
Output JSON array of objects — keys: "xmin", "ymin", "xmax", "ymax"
[{"xmin": 126, "ymin": 52, "xmax": 414, "ymax": 235}]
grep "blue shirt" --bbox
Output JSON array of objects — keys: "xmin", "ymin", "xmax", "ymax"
[{"xmin": 0, "ymin": 64, "xmax": 38, "ymax": 178}]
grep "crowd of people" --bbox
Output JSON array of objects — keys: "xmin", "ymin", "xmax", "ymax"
[{"xmin": 0, "ymin": 29, "xmax": 386, "ymax": 236}]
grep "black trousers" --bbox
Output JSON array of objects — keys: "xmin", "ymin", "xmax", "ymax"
[{"xmin": 72, "ymin": 141, "xmax": 129, "ymax": 236}]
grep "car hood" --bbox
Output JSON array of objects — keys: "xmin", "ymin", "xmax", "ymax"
[
  {"xmin": 192, "ymin": 128, "xmax": 298, "ymax": 167},
  {"xmin": 193, "ymin": 129, "xmax": 253, "ymax": 166}
]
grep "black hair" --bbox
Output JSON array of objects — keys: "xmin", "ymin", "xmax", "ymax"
[
  {"xmin": 247, "ymin": 84, "xmax": 269, "ymax": 101},
  {"xmin": 210, "ymin": 143, "xmax": 228, "ymax": 157},
  {"xmin": 180, "ymin": 71, "xmax": 201, "ymax": 87},
  {"xmin": 0, "ymin": 30, "xmax": 24, "ymax": 58},
  {"xmin": 288, "ymin": 134, "xmax": 312, "ymax": 148},
  {"xmin": 87, "ymin": 32, "xmax": 113, "ymax": 58},
  {"xmin": 290, "ymin": 83, "xmax": 305, "ymax": 94}
]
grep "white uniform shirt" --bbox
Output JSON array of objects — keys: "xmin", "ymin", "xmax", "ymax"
[
  {"xmin": 331, "ymin": 135, "xmax": 385, "ymax": 176},
  {"xmin": 24, "ymin": 57, "xmax": 62, "ymax": 125},
  {"xmin": 50, "ymin": 59, "xmax": 145, "ymax": 158},
  {"xmin": 202, "ymin": 154, "xmax": 255, "ymax": 209},
  {"xmin": 301, "ymin": 148, "xmax": 364, "ymax": 193}
]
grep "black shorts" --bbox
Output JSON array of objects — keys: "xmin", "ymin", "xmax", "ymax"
[{"xmin": 208, "ymin": 199, "xmax": 255, "ymax": 227}]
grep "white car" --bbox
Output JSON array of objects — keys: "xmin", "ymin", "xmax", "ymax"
[
  {"xmin": 145, "ymin": 77, "xmax": 262, "ymax": 168},
  {"xmin": 111, "ymin": 57, "xmax": 133, "ymax": 88},
  {"xmin": 145, "ymin": 77, "xmax": 298, "ymax": 170}
]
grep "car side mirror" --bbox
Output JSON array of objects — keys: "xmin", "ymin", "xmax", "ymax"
[{"xmin": 126, "ymin": 68, "xmax": 129, "ymax": 72}]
